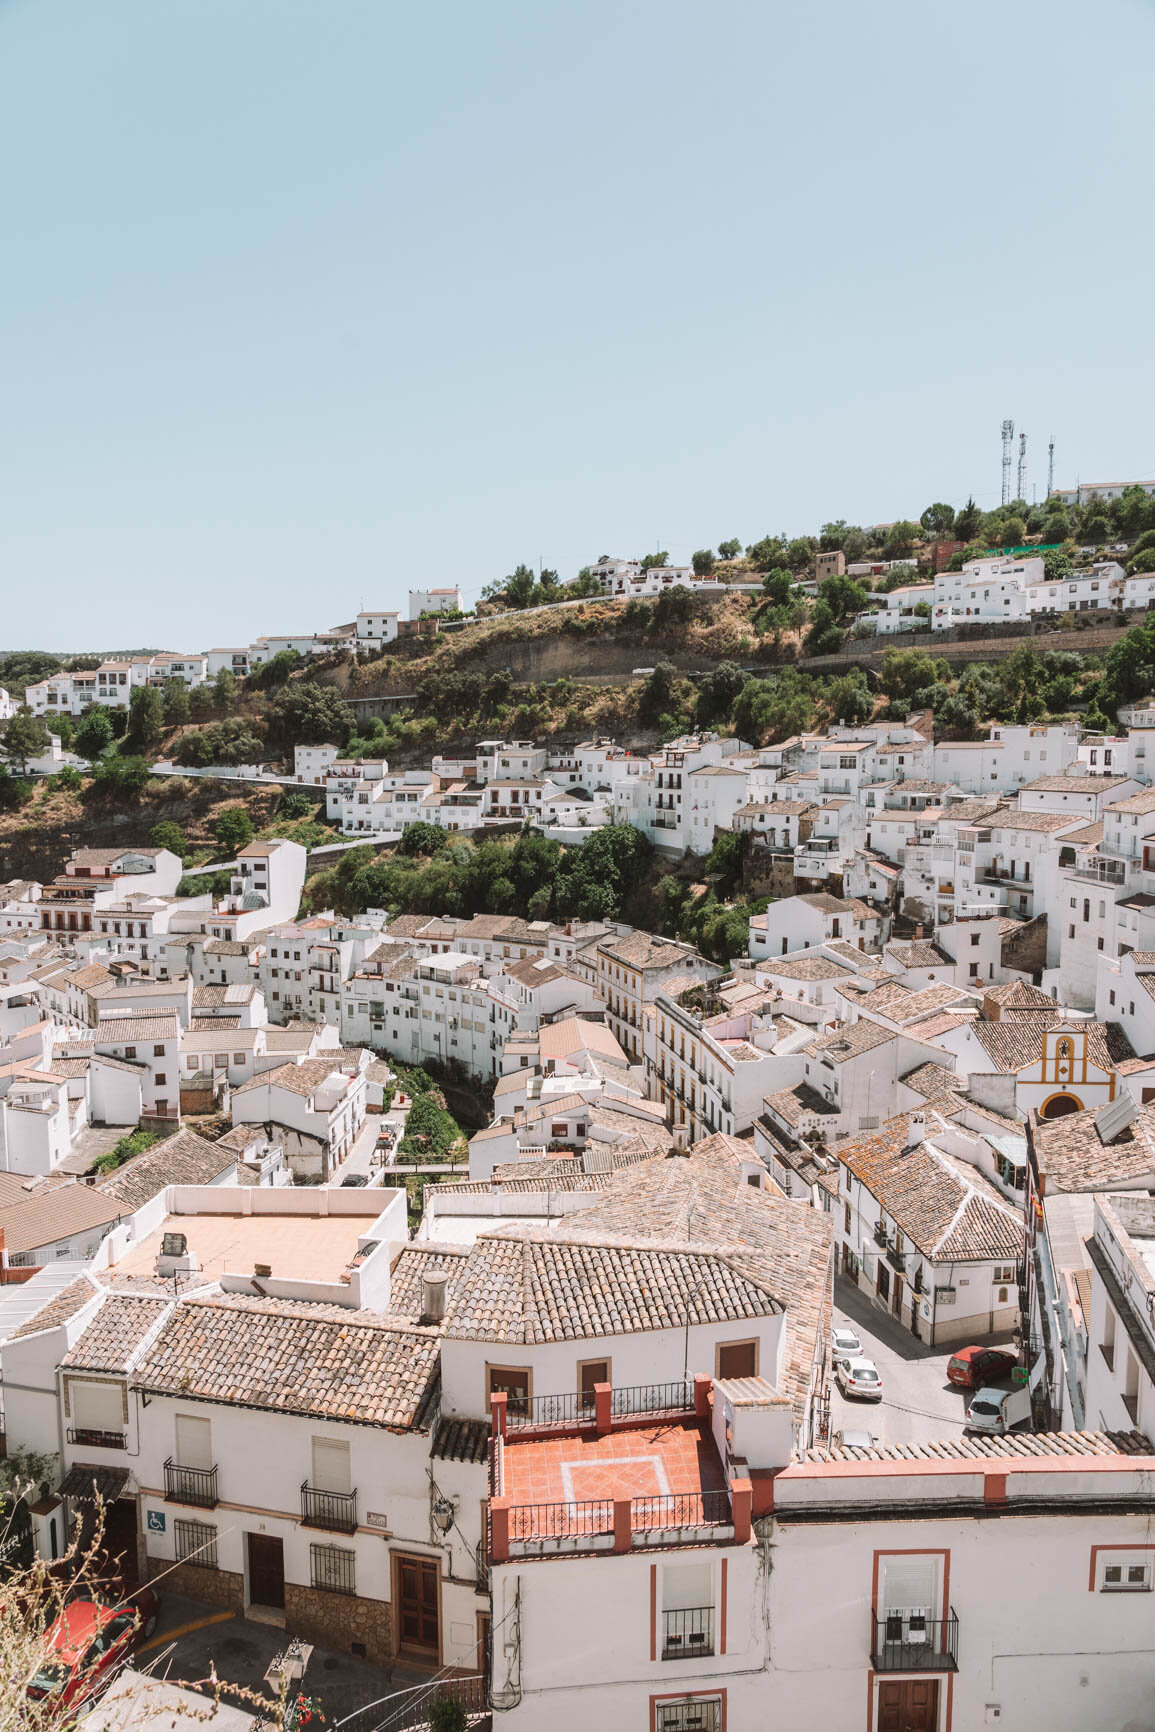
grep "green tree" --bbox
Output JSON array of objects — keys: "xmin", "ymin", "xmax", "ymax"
[
  {"xmin": 717, "ymin": 538, "xmax": 742, "ymax": 560},
  {"xmin": 1082, "ymin": 513, "xmax": 1110, "ymax": 546},
  {"xmin": 786, "ymin": 537, "xmax": 816, "ymax": 571},
  {"xmin": 214, "ymin": 667, "xmax": 239, "ymax": 706},
  {"xmin": 817, "ymin": 574, "xmax": 870, "ymax": 621},
  {"xmin": 805, "ymin": 600, "xmax": 843, "ymax": 655},
  {"xmin": 919, "ymin": 503, "xmax": 956, "ymax": 537},
  {"xmin": 885, "ymin": 521, "xmax": 920, "ymax": 558},
  {"xmin": 125, "ymin": 685, "xmax": 165, "ymax": 753},
  {"xmin": 1043, "ymin": 549, "xmax": 1074, "ymax": 583},
  {"xmin": 150, "ymin": 820, "xmax": 186, "ymax": 857},
  {"xmin": 2, "ymin": 712, "xmax": 50, "ymax": 772},
  {"xmin": 265, "ymin": 682, "xmax": 355, "ymax": 748},
  {"xmin": 213, "ymin": 806, "xmax": 255, "ymax": 855},
  {"xmin": 86, "ymin": 754, "xmax": 151, "ymax": 796},
  {"xmin": 397, "ymin": 821, "xmax": 450, "ymax": 857},
  {"xmin": 568, "ymin": 566, "xmax": 603, "ymax": 598},
  {"xmin": 746, "ymin": 534, "xmax": 789, "ymax": 571},
  {"xmin": 163, "ymin": 677, "xmax": 190, "ymax": 726},
  {"xmin": 174, "ymin": 719, "xmax": 266, "ymax": 767},
  {"xmin": 819, "ymin": 521, "xmax": 849, "ymax": 551},
  {"xmin": 878, "ymin": 648, "xmax": 939, "ymax": 702},
  {"xmin": 697, "ymin": 662, "xmax": 747, "ymax": 728},
  {"xmin": 826, "ymin": 672, "xmax": 873, "ymax": 727},
  {"xmin": 0, "ymin": 766, "xmax": 34, "ymax": 810},
  {"xmin": 639, "ymin": 550, "xmax": 669, "ymax": 571},
  {"xmin": 691, "ymin": 549, "xmax": 716, "ymax": 576},
  {"xmin": 1001, "ymin": 515, "xmax": 1027, "ymax": 547},
  {"xmin": 761, "ymin": 568, "xmax": 794, "ymax": 606},
  {"xmin": 639, "ymin": 662, "xmax": 677, "ymax": 724},
  {"xmin": 954, "ymin": 497, "xmax": 982, "ymax": 542}
]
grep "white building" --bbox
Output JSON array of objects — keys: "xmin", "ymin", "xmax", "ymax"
[{"xmin": 409, "ymin": 586, "xmax": 464, "ymax": 618}]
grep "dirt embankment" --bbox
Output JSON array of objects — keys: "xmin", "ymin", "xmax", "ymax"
[{"xmin": 0, "ymin": 781, "xmax": 288, "ymax": 883}]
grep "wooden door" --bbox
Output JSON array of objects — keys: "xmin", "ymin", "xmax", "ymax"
[
  {"xmin": 247, "ymin": 1533, "xmax": 285, "ymax": 1609},
  {"xmin": 892, "ymin": 1272, "xmax": 904, "ymax": 1319},
  {"xmin": 579, "ymin": 1360, "xmax": 609, "ymax": 1414},
  {"xmin": 396, "ymin": 1554, "xmax": 439, "ymax": 1656},
  {"xmin": 877, "ymin": 1678, "xmax": 939, "ymax": 1732}
]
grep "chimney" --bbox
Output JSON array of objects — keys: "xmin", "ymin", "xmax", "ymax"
[
  {"xmin": 422, "ymin": 1271, "xmax": 449, "ymax": 1323},
  {"xmin": 914, "ymin": 923, "xmax": 923, "ymax": 940},
  {"xmin": 907, "ymin": 1111, "xmax": 926, "ymax": 1150}
]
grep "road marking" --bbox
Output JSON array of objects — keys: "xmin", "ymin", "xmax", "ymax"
[{"xmin": 137, "ymin": 1609, "xmax": 236, "ymax": 1654}]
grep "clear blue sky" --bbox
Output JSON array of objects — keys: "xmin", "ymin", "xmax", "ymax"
[{"xmin": 3, "ymin": 0, "xmax": 1154, "ymax": 651}]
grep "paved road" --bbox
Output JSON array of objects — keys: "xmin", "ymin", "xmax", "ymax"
[
  {"xmin": 830, "ymin": 1275, "xmax": 975, "ymax": 1448},
  {"xmin": 334, "ymin": 1114, "xmax": 384, "ymax": 1182},
  {"xmin": 142, "ymin": 1592, "xmax": 434, "ymax": 1724}
]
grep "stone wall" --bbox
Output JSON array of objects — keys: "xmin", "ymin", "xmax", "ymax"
[
  {"xmin": 151, "ymin": 1557, "xmax": 246, "ymax": 1611},
  {"xmin": 1002, "ymin": 913, "xmax": 1048, "ymax": 982},
  {"xmin": 284, "ymin": 1582, "xmax": 392, "ymax": 1666}
]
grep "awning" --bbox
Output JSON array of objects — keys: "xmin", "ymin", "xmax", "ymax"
[{"xmin": 59, "ymin": 1464, "xmax": 130, "ymax": 1502}]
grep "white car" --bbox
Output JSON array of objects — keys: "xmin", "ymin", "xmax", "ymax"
[
  {"xmin": 965, "ymin": 1385, "xmax": 1032, "ymax": 1435},
  {"xmin": 832, "ymin": 1326, "xmax": 863, "ymax": 1361},
  {"xmin": 836, "ymin": 1356, "xmax": 883, "ymax": 1402}
]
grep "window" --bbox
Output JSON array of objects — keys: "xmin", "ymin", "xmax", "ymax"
[
  {"xmin": 153, "ymin": 1044, "xmax": 165, "ymax": 1057},
  {"xmin": 487, "ymin": 1365, "xmax": 531, "ymax": 1416},
  {"xmin": 970, "ymin": 932, "xmax": 981, "ymax": 947},
  {"xmin": 312, "ymin": 1436, "xmax": 352, "ymax": 1494},
  {"xmin": 716, "ymin": 1339, "xmax": 758, "ymax": 1380},
  {"xmin": 124, "ymin": 1046, "xmax": 137, "ymax": 1060},
  {"xmin": 655, "ymin": 1700, "xmax": 721, "ymax": 1732},
  {"xmin": 1098, "ymin": 1553, "xmax": 1153, "ymax": 1592},
  {"xmin": 174, "ymin": 1518, "xmax": 218, "ymax": 1569},
  {"xmin": 844, "ymin": 1202, "xmax": 852, "ymax": 1233},
  {"xmin": 310, "ymin": 1542, "xmax": 355, "ymax": 1595}
]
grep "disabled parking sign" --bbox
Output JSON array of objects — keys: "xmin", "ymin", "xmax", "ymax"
[{"xmin": 147, "ymin": 1509, "xmax": 166, "ymax": 1534}]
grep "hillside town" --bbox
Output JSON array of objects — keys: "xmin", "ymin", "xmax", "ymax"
[{"xmin": 3, "ymin": 681, "xmax": 1155, "ymax": 1729}]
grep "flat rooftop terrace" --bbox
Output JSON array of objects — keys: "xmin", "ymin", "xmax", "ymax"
[
  {"xmin": 112, "ymin": 1211, "xmax": 367, "ymax": 1285},
  {"xmin": 493, "ymin": 1416, "xmax": 735, "ymax": 1555}
]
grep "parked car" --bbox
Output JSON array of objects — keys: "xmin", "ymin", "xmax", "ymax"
[
  {"xmin": 947, "ymin": 1346, "xmax": 1019, "ymax": 1389},
  {"xmin": 833, "ymin": 1427, "xmax": 877, "ymax": 1450},
  {"xmin": 835, "ymin": 1356, "xmax": 883, "ymax": 1401},
  {"xmin": 965, "ymin": 1385, "xmax": 1032, "ymax": 1435},
  {"xmin": 831, "ymin": 1326, "xmax": 863, "ymax": 1361},
  {"xmin": 27, "ymin": 1587, "xmax": 159, "ymax": 1715},
  {"xmin": 340, "ymin": 1172, "xmax": 368, "ymax": 1187}
]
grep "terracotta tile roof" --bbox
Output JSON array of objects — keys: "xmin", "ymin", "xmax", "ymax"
[
  {"xmin": 1031, "ymin": 1102, "xmax": 1155, "ymax": 1193},
  {"xmin": 542, "ymin": 1136, "xmax": 833, "ymax": 1422},
  {"xmin": 969, "ymin": 1016, "xmax": 1132, "ymax": 1074},
  {"xmin": 900, "ymin": 1061, "xmax": 962, "ymax": 1100},
  {"xmin": 885, "ymin": 941, "xmax": 951, "ymax": 969},
  {"xmin": 804, "ymin": 1020, "xmax": 897, "ymax": 1063},
  {"xmin": 1108, "ymin": 789, "xmax": 1155, "ymax": 815},
  {"xmin": 538, "ymin": 1019, "xmax": 625, "ymax": 1063},
  {"xmin": 432, "ymin": 1415, "xmax": 490, "ymax": 1464},
  {"xmin": 801, "ymin": 1428, "xmax": 1154, "ymax": 1464},
  {"xmin": 981, "ymin": 810, "xmax": 1086, "ymax": 834},
  {"xmin": 61, "ymin": 1295, "xmax": 171, "ymax": 1372},
  {"xmin": 134, "ymin": 1294, "xmax": 442, "ymax": 1429},
  {"xmin": 598, "ymin": 931, "xmax": 709, "ymax": 972},
  {"xmin": 1022, "ymin": 775, "xmax": 1132, "ymax": 794},
  {"xmin": 764, "ymin": 955, "xmax": 852, "ymax": 981},
  {"xmin": 8, "ymin": 1275, "xmax": 100, "ymax": 1340},
  {"xmin": 764, "ymin": 1083, "xmax": 841, "ymax": 1127},
  {"xmin": 97, "ymin": 1127, "xmax": 236, "ymax": 1211},
  {"xmin": 233, "ymin": 1057, "xmax": 357, "ymax": 1097},
  {"xmin": 0, "ymin": 1185, "xmax": 126, "ymax": 1257},
  {"xmin": 836, "ymin": 1113, "xmax": 1022, "ymax": 1263},
  {"xmin": 92, "ymin": 1014, "xmax": 180, "ymax": 1045},
  {"xmin": 385, "ymin": 1243, "xmax": 469, "ymax": 1321},
  {"xmin": 447, "ymin": 1228, "xmax": 780, "ymax": 1345},
  {"xmin": 984, "ymin": 980, "xmax": 1055, "ymax": 1009}
]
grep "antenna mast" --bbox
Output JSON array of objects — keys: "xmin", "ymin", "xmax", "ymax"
[
  {"xmin": 1017, "ymin": 432, "xmax": 1028, "ymax": 505},
  {"xmin": 1001, "ymin": 419, "xmax": 1015, "ymax": 506},
  {"xmin": 1047, "ymin": 436, "xmax": 1055, "ymax": 498}
]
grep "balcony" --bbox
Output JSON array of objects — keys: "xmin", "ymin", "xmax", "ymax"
[
  {"xmin": 67, "ymin": 1427, "xmax": 126, "ymax": 1450},
  {"xmin": 662, "ymin": 1606, "xmax": 715, "ymax": 1661},
  {"xmin": 301, "ymin": 1481, "xmax": 358, "ymax": 1534},
  {"xmin": 872, "ymin": 1608, "xmax": 959, "ymax": 1672},
  {"xmin": 164, "ymin": 1458, "xmax": 219, "ymax": 1509},
  {"xmin": 885, "ymin": 1244, "xmax": 907, "ymax": 1273}
]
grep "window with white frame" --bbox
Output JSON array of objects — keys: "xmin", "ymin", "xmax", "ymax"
[{"xmin": 1097, "ymin": 1551, "xmax": 1153, "ymax": 1592}]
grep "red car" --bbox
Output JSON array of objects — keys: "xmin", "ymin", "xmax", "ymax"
[
  {"xmin": 27, "ymin": 1586, "xmax": 159, "ymax": 1716},
  {"xmin": 947, "ymin": 1346, "xmax": 1019, "ymax": 1389}
]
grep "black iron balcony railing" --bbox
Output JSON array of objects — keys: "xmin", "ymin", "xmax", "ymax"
[
  {"xmin": 67, "ymin": 1426, "xmax": 126, "ymax": 1450},
  {"xmin": 872, "ymin": 1608, "xmax": 959, "ymax": 1672},
  {"xmin": 164, "ymin": 1458, "xmax": 219, "ymax": 1509},
  {"xmin": 662, "ymin": 1606, "xmax": 715, "ymax": 1661},
  {"xmin": 300, "ymin": 1482, "xmax": 359, "ymax": 1534}
]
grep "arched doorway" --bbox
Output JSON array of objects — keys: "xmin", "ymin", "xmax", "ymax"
[{"xmin": 1040, "ymin": 1093, "xmax": 1082, "ymax": 1119}]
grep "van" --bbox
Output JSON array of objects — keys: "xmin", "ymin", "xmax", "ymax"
[{"xmin": 965, "ymin": 1384, "xmax": 1031, "ymax": 1435}]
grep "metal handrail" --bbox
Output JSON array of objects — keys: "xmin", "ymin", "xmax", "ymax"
[
  {"xmin": 300, "ymin": 1481, "xmax": 358, "ymax": 1533},
  {"xmin": 164, "ymin": 1457, "xmax": 219, "ymax": 1509}
]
